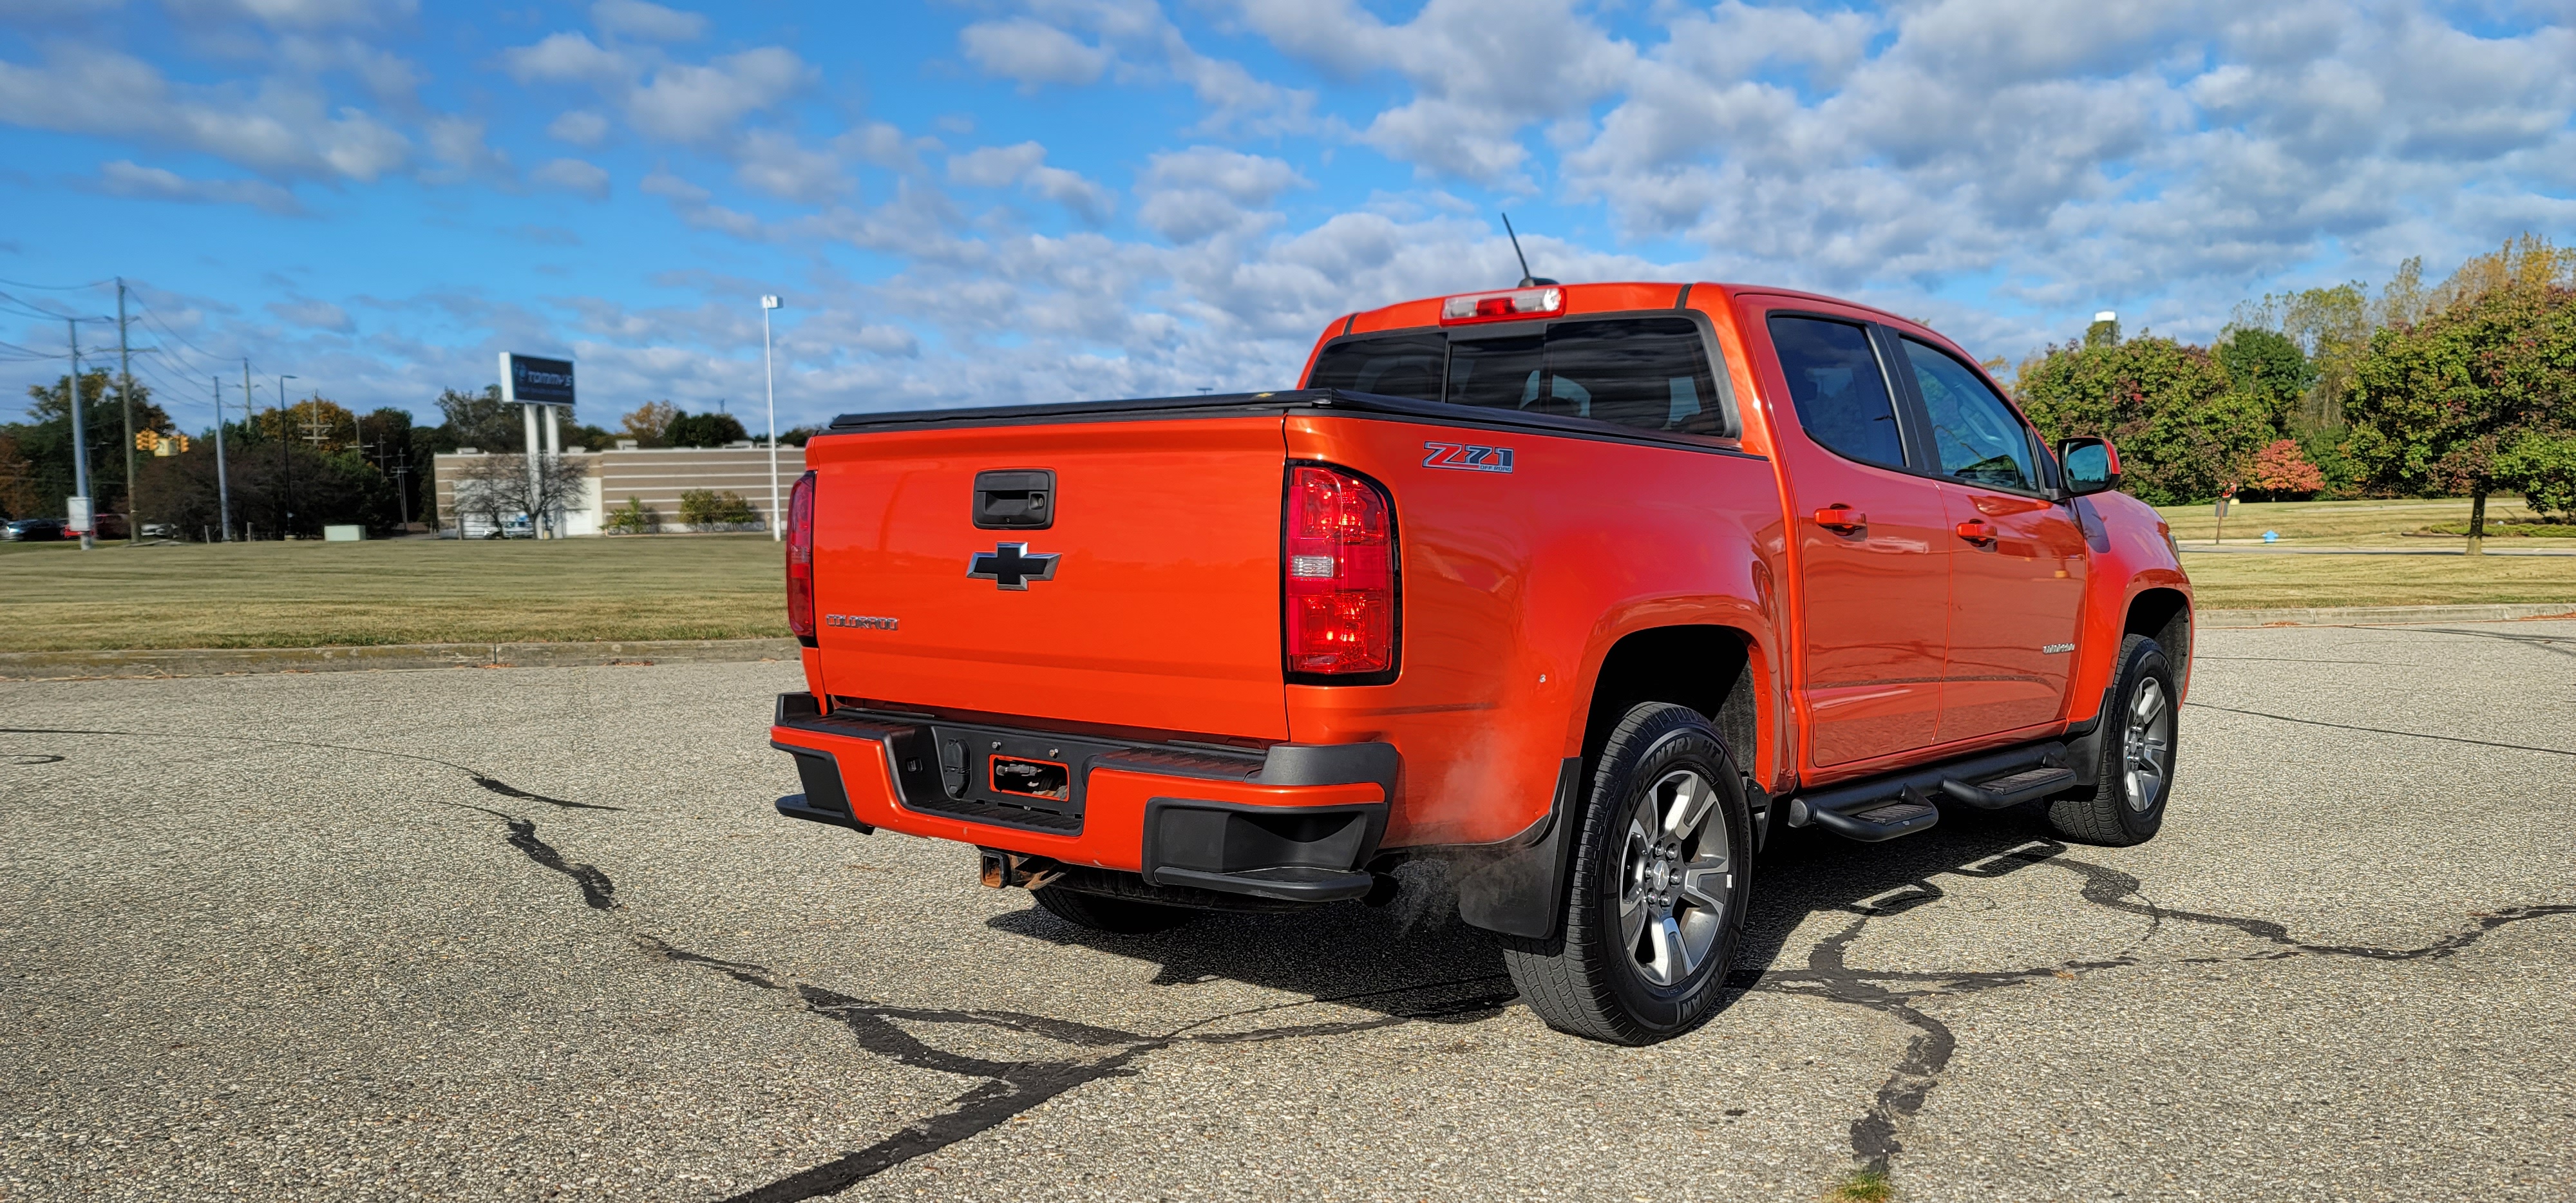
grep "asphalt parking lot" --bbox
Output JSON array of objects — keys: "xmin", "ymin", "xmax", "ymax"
[{"xmin": 5, "ymin": 620, "xmax": 2573, "ymax": 1202}]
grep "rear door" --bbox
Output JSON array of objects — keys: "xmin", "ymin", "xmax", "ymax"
[
  {"xmin": 806, "ymin": 415, "xmax": 1291, "ymax": 741},
  {"xmin": 1891, "ymin": 336, "xmax": 2090, "ymax": 741},
  {"xmin": 1758, "ymin": 310, "xmax": 1955, "ymax": 768}
]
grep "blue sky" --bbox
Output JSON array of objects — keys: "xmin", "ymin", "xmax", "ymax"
[{"xmin": 3, "ymin": 0, "xmax": 2571, "ymax": 439}]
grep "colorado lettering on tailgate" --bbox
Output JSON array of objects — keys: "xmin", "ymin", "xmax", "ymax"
[{"xmin": 1422, "ymin": 441, "xmax": 1513, "ymax": 473}]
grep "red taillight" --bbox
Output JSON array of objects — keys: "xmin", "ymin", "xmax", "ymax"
[
  {"xmin": 785, "ymin": 469, "xmax": 817, "ymax": 643},
  {"xmin": 1284, "ymin": 464, "xmax": 1396, "ymax": 677}
]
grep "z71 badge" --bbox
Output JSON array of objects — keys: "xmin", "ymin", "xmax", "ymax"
[{"xmin": 1423, "ymin": 441, "xmax": 1514, "ymax": 473}]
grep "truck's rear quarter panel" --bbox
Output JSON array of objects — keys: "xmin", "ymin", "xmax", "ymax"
[
  {"xmin": 802, "ymin": 417, "xmax": 1290, "ymax": 741},
  {"xmin": 1282, "ymin": 415, "xmax": 1787, "ymax": 848}
]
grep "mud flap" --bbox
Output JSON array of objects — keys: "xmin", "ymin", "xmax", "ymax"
[{"xmin": 1444, "ymin": 757, "xmax": 1584, "ymax": 940}]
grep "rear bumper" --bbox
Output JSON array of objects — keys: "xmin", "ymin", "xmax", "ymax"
[{"xmin": 766, "ymin": 694, "xmax": 1396, "ymax": 902}]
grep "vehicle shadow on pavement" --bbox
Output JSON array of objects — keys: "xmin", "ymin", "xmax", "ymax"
[
  {"xmin": 1732, "ymin": 804, "xmax": 2072, "ymax": 981},
  {"xmin": 983, "ymin": 869, "xmax": 1513, "ymax": 1023},
  {"xmin": 976, "ymin": 804, "xmax": 2070, "ymax": 1025}
]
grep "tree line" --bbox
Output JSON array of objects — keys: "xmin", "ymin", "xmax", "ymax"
[
  {"xmin": 2012, "ymin": 234, "xmax": 2576, "ymax": 529},
  {"xmin": 0, "ymin": 383, "xmax": 815, "ymax": 540}
]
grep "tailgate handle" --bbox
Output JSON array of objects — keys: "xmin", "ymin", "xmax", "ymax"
[{"xmin": 973, "ymin": 469, "xmax": 1056, "ymax": 530}]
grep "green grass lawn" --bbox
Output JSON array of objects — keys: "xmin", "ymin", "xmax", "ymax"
[
  {"xmin": 7, "ymin": 498, "xmax": 2575, "ymax": 653},
  {"xmin": 1, "ymin": 536, "xmax": 789, "ymax": 652},
  {"xmin": 2151, "ymin": 495, "xmax": 2553, "ymax": 545}
]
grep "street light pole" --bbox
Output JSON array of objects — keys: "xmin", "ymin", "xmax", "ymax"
[
  {"xmin": 67, "ymin": 319, "xmax": 93, "ymax": 551},
  {"xmin": 277, "ymin": 374, "xmax": 297, "ymax": 538},
  {"xmin": 761, "ymin": 294, "xmax": 782, "ymax": 541}
]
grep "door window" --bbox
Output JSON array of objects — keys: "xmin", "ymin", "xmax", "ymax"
[
  {"xmin": 1902, "ymin": 339, "xmax": 2036, "ymax": 491},
  {"xmin": 1767, "ymin": 316, "xmax": 1905, "ymax": 467}
]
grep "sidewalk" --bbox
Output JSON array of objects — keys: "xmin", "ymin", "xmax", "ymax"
[{"xmin": 0, "ymin": 638, "xmax": 802, "ymax": 681}]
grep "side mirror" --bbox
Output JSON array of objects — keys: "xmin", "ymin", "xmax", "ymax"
[{"xmin": 2057, "ymin": 437, "xmax": 2121, "ymax": 497}]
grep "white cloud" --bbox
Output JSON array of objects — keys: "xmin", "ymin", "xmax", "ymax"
[
  {"xmin": 734, "ymin": 129, "xmax": 847, "ymax": 203},
  {"xmin": 1136, "ymin": 147, "xmax": 1305, "ymax": 242},
  {"xmin": 546, "ymin": 109, "xmax": 611, "ymax": 147},
  {"xmin": 95, "ymin": 159, "xmax": 305, "ymax": 214},
  {"xmin": 591, "ymin": 0, "xmax": 704, "ymax": 43},
  {"xmin": 960, "ymin": 17, "xmax": 1110, "ymax": 87},
  {"xmin": 267, "ymin": 297, "xmax": 354, "ymax": 331},
  {"xmin": 531, "ymin": 156, "xmax": 611, "ymax": 199},
  {"xmin": 947, "ymin": 140, "xmax": 1113, "ymax": 223},
  {"xmin": 0, "ymin": 47, "xmax": 410, "ymax": 181}
]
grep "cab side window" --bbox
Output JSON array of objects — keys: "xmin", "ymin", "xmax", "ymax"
[
  {"xmin": 1902, "ymin": 338, "xmax": 2035, "ymax": 491},
  {"xmin": 1768, "ymin": 316, "xmax": 1905, "ymax": 468}
]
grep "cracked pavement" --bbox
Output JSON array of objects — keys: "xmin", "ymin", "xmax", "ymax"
[{"xmin": 3, "ymin": 618, "xmax": 2573, "ymax": 1201}]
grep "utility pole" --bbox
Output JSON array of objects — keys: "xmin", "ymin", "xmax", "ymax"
[
  {"xmin": 212, "ymin": 375, "xmax": 234, "ymax": 542},
  {"xmin": 67, "ymin": 319, "xmax": 93, "ymax": 551},
  {"xmin": 761, "ymin": 294, "xmax": 782, "ymax": 540},
  {"xmin": 278, "ymin": 374, "xmax": 297, "ymax": 538},
  {"xmin": 117, "ymin": 279, "xmax": 138, "ymax": 544}
]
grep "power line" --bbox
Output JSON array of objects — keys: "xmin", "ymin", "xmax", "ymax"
[{"xmin": 0, "ymin": 275, "xmax": 112, "ymax": 292}]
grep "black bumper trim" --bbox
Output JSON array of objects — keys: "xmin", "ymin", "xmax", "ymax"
[{"xmin": 1141, "ymin": 796, "xmax": 1388, "ymax": 904}]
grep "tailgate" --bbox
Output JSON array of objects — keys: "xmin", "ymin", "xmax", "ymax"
[{"xmin": 807, "ymin": 415, "xmax": 1289, "ymax": 741}]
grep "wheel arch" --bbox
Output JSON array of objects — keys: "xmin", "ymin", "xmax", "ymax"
[
  {"xmin": 1575, "ymin": 623, "xmax": 1771, "ymax": 791},
  {"xmin": 2125, "ymin": 586, "xmax": 2192, "ymax": 697}
]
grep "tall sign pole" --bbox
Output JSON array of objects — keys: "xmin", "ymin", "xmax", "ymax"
[
  {"xmin": 761, "ymin": 295, "xmax": 782, "ymax": 540},
  {"xmin": 499, "ymin": 352, "xmax": 576, "ymax": 540},
  {"xmin": 67, "ymin": 319, "xmax": 93, "ymax": 551},
  {"xmin": 212, "ymin": 375, "xmax": 233, "ymax": 542}
]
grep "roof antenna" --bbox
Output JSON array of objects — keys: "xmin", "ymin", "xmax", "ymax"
[{"xmin": 1501, "ymin": 213, "xmax": 1558, "ymax": 288}]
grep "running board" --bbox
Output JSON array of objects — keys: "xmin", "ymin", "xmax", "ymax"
[
  {"xmin": 1797, "ymin": 786, "xmax": 1941, "ymax": 842},
  {"xmin": 1785, "ymin": 740, "xmax": 2072, "ymax": 843},
  {"xmin": 1940, "ymin": 765, "xmax": 2078, "ymax": 810}
]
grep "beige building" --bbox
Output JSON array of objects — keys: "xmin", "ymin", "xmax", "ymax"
[{"xmin": 433, "ymin": 443, "xmax": 807, "ymax": 537}]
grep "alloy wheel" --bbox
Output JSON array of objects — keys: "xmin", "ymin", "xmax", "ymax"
[
  {"xmin": 1615, "ymin": 768, "xmax": 1734, "ymax": 987},
  {"xmin": 2121, "ymin": 677, "xmax": 2172, "ymax": 811}
]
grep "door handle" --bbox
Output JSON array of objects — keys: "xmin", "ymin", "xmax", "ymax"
[
  {"xmin": 1954, "ymin": 520, "xmax": 1996, "ymax": 545},
  {"xmin": 1814, "ymin": 506, "xmax": 1867, "ymax": 533}
]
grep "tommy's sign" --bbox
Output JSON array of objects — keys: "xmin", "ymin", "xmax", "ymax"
[{"xmin": 499, "ymin": 353, "xmax": 576, "ymax": 407}]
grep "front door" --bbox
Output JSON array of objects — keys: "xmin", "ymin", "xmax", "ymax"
[
  {"xmin": 1892, "ymin": 336, "xmax": 2090, "ymax": 741},
  {"xmin": 1761, "ymin": 312, "xmax": 1955, "ymax": 768}
]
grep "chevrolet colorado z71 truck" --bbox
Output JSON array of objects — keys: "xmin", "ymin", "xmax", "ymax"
[{"xmin": 768, "ymin": 280, "xmax": 2190, "ymax": 1044}]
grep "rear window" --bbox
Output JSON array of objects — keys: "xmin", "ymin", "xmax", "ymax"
[{"xmin": 1306, "ymin": 317, "xmax": 1730, "ymax": 437}]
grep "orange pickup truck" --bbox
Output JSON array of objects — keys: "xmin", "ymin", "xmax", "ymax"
[{"xmin": 768, "ymin": 279, "xmax": 2190, "ymax": 1043}]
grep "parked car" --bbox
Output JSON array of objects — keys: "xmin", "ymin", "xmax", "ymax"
[
  {"xmin": 3, "ymin": 517, "xmax": 66, "ymax": 541},
  {"xmin": 765, "ymin": 279, "xmax": 2192, "ymax": 1044},
  {"xmin": 90, "ymin": 512, "xmax": 129, "ymax": 540}
]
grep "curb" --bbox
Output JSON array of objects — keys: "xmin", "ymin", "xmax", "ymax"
[
  {"xmin": 0, "ymin": 638, "xmax": 802, "ymax": 681},
  {"xmin": 2198, "ymin": 602, "xmax": 2576, "ymax": 629}
]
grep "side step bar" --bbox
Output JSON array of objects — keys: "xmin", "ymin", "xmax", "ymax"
[{"xmin": 1787, "ymin": 741, "xmax": 2076, "ymax": 843}]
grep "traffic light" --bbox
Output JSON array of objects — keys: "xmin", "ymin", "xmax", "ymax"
[
  {"xmin": 176, "ymin": 435, "xmax": 191, "ymax": 453},
  {"xmin": 136, "ymin": 430, "xmax": 156, "ymax": 451}
]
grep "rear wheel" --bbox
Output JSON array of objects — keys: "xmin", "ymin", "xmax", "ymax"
[
  {"xmin": 1502, "ymin": 703, "xmax": 1752, "ymax": 1045},
  {"xmin": 2048, "ymin": 633, "xmax": 2177, "ymax": 846},
  {"xmin": 1031, "ymin": 885, "xmax": 1197, "ymax": 934}
]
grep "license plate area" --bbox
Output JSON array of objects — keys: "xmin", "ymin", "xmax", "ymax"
[{"xmin": 989, "ymin": 755, "xmax": 1070, "ymax": 801}]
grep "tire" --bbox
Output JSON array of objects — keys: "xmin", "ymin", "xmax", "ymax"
[
  {"xmin": 2048, "ymin": 633, "xmax": 2177, "ymax": 846},
  {"xmin": 1502, "ymin": 703, "xmax": 1753, "ymax": 1045},
  {"xmin": 1031, "ymin": 885, "xmax": 1197, "ymax": 934}
]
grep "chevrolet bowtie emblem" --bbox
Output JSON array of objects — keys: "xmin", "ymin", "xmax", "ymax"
[{"xmin": 967, "ymin": 542, "xmax": 1059, "ymax": 590}]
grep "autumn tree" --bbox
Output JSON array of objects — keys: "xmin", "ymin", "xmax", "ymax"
[
  {"xmin": 621, "ymin": 401, "xmax": 679, "ymax": 446},
  {"xmin": 2242, "ymin": 439, "xmax": 2325, "ymax": 499},
  {"xmin": 2014, "ymin": 336, "xmax": 2269, "ymax": 504},
  {"xmin": 2347, "ymin": 238, "xmax": 2576, "ymax": 549}
]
